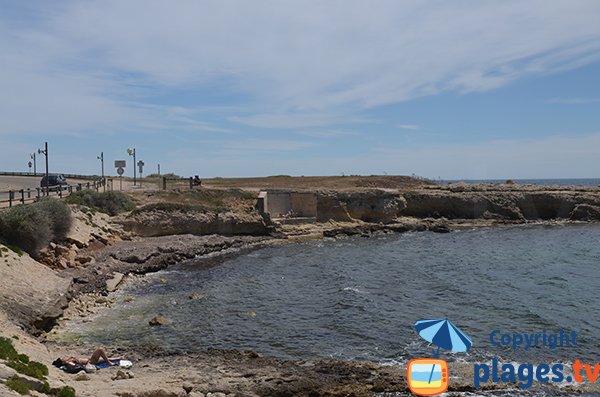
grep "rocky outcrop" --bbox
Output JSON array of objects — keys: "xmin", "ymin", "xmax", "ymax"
[
  {"xmin": 120, "ymin": 210, "xmax": 273, "ymax": 237},
  {"xmin": 403, "ymin": 187, "xmax": 600, "ymax": 221},
  {"xmin": 314, "ymin": 185, "xmax": 600, "ymax": 223},
  {"xmin": 317, "ymin": 190, "xmax": 407, "ymax": 223}
]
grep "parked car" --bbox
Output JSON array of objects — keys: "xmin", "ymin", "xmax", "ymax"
[{"xmin": 40, "ymin": 174, "xmax": 68, "ymax": 188}]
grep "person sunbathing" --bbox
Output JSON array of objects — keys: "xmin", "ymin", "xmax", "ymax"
[{"xmin": 57, "ymin": 347, "xmax": 122, "ymax": 367}]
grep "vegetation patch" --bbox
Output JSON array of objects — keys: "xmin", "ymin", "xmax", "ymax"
[
  {"xmin": 130, "ymin": 202, "xmax": 210, "ymax": 215},
  {"xmin": 66, "ymin": 190, "xmax": 135, "ymax": 215},
  {"xmin": 0, "ymin": 199, "xmax": 71, "ymax": 256},
  {"xmin": 5, "ymin": 377, "xmax": 33, "ymax": 395},
  {"xmin": 0, "ymin": 337, "xmax": 48, "ymax": 380}
]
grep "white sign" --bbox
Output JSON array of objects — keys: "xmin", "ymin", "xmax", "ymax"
[{"xmin": 115, "ymin": 160, "xmax": 126, "ymax": 168}]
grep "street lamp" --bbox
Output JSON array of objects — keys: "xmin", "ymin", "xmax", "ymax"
[
  {"xmin": 127, "ymin": 147, "xmax": 136, "ymax": 186},
  {"xmin": 97, "ymin": 152, "xmax": 105, "ymax": 192},
  {"xmin": 38, "ymin": 142, "xmax": 48, "ymax": 195},
  {"xmin": 30, "ymin": 153, "xmax": 37, "ymax": 176}
]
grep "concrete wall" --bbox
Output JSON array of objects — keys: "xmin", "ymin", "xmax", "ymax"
[
  {"xmin": 259, "ymin": 190, "xmax": 317, "ymax": 218},
  {"xmin": 266, "ymin": 192, "xmax": 292, "ymax": 217},
  {"xmin": 291, "ymin": 192, "xmax": 317, "ymax": 217}
]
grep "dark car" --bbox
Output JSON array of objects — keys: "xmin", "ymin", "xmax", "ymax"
[{"xmin": 40, "ymin": 174, "xmax": 68, "ymax": 188}]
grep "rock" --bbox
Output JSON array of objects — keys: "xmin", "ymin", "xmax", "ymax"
[
  {"xmin": 55, "ymin": 244, "xmax": 70, "ymax": 255},
  {"xmin": 188, "ymin": 393, "xmax": 205, "ymax": 397},
  {"xmin": 120, "ymin": 208, "xmax": 272, "ymax": 237},
  {"xmin": 0, "ymin": 363, "xmax": 18, "ymax": 381},
  {"xmin": 112, "ymin": 369, "xmax": 129, "ymax": 381},
  {"xmin": 127, "ymin": 371, "xmax": 135, "ymax": 379},
  {"xmin": 75, "ymin": 371, "xmax": 91, "ymax": 381},
  {"xmin": 188, "ymin": 293, "xmax": 205, "ymax": 300},
  {"xmin": 182, "ymin": 383, "xmax": 194, "ymax": 393},
  {"xmin": 75, "ymin": 255, "xmax": 93, "ymax": 264},
  {"xmin": 96, "ymin": 296, "xmax": 108, "ymax": 304},
  {"xmin": 570, "ymin": 204, "xmax": 600, "ymax": 221},
  {"xmin": 149, "ymin": 315, "xmax": 171, "ymax": 326},
  {"xmin": 106, "ymin": 272, "xmax": 124, "ymax": 292},
  {"xmin": 206, "ymin": 393, "xmax": 227, "ymax": 397}
]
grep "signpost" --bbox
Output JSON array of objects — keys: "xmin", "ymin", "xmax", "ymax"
[
  {"xmin": 137, "ymin": 160, "xmax": 144, "ymax": 187},
  {"xmin": 115, "ymin": 160, "xmax": 126, "ymax": 191}
]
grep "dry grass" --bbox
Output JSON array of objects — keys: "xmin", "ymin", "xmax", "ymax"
[{"xmin": 201, "ymin": 175, "xmax": 432, "ymax": 190}]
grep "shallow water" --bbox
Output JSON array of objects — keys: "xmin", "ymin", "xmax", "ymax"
[{"xmin": 64, "ymin": 224, "xmax": 600, "ymax": 370}]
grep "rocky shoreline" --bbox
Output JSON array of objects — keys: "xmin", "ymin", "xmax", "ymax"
[{"xmin": 3, "ymin": 184, "xmax": 600, "ymax": 396}]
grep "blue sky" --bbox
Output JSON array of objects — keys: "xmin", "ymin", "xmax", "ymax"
[{"xmin": 1, "ymin": 1, "xmax": 600, "ymax": 179}]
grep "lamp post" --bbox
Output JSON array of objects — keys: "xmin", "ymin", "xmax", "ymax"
[
  {"xmin": 97, "ymin": 152, "xmax": 105, "ymax": 192},
  {"xmin": 38, "ymin": 142, "xmax": 48, "ymax": 195},
  {"xmin": 127, "ymin": 147, "xmax": 136, "ymax": 186},
  {"xmin": 30, "ymin": 153, "xmax": 36, "ymax": 176}
]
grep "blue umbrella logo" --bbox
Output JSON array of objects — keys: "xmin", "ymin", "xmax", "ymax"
[{"xmin": 414, "ymin": 318, "xmax": 473, "ymax": 384}]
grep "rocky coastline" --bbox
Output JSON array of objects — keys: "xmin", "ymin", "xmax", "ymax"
[{"xmin": 2, "ymin": 183, "xmax": 600, "ymax": 396}]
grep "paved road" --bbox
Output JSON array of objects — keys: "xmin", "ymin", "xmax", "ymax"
[{"xmin": 0, "ymin": 175, "xmax": 42, "ymax": 191}]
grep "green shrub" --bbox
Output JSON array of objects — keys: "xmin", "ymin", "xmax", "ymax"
[
  {"xmin": 17, "ymin": 353, "xmax": 29, "ymax": 363},
  {"xmin": 5, "ymin": 377, "xmax": 32, "ymax": 395},
  {"xmin": 130, "ymin": 202, "xmax": 209, "ymax": 215},
  {"xmin": 0, "ymin": 336, "xmax": 18, "ymax": 360},
  {"xmin": 37, "ymin": 198, "xmax": 72, "ymax": 238},
  {"xmin": 66, "ymin": 191, "xmax": 135, "ymax": 215},
  {"xmin": 7, "ymin": 359, "xmax": 48, "ymax": 380},
  {"xmin": 0, "ymin": 205, "xmax": 53, "ymax": 255},
  {"xmin": 54, "ymin": 386, "xmax": 76, "ymax": 397}
]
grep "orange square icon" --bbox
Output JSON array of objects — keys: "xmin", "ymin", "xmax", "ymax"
[{"xmin": 407, "ymin": 358, "xmax": 448, "ymax": 396}]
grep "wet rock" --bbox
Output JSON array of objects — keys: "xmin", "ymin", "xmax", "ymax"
[
  {"xmin": 106, "ymin": 272, "xmax": 124, "ymax": 292},
  {"xmin": 188, "ymin": 293, "xmax": 205, "ymax": 300},
  {"xmin": 149, "ymin": 315, "xmax": 171, "ymax": 326}
]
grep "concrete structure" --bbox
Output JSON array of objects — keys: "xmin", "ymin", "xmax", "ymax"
[{"xmin": 257, "ymin": 190, "xmax": 317, "ymax": 221}]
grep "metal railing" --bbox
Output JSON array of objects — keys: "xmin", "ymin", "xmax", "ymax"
[{"xmin": 0, "ymin": 179, "xmax": 105, "ymax": 209}]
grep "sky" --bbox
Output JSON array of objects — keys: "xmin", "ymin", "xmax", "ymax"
[{"xmin": 1, "ymin": 1, "xmax": 600, "ymax": 179}]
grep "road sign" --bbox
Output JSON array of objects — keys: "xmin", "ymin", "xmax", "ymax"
[
  {"xmin": 137, "ymin": 160, "xmax": 144, "ymax": 173},
  {"xmin": 117, "ymin": 167, "xmax": 124, "ymax": 176},
  {"xmin": 115, "ymin": 160, "xmax": 126, "ymax": 168}
]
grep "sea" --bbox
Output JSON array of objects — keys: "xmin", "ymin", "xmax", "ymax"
[
  {"xmin": 437, "ymin": 178, "xmax": 600, "ymax": 186},
  {"xmin": 59, "ymin": 224, "xmax": 600, "ymax": 395}
]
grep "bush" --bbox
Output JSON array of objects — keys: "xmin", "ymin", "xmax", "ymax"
[
  {"xmin": 130, "ymin": 202, "xmax": 209, "ymax": 215},
  {"xmin": 37, "ymin": 198, "xmax": 72, "ymax": 239},
  {"xmin": 0, "ymin": 205, "xmax": 53, "ymax": 255},
  {"xmin": 54, "ymin": 386, "xmax": 76, "ymax": 397},
  {"xmin": 66, "ymin": 191, "xmax": 135, "ymax": 215},
  {"xmin": 0, "ymin": 336, "xmax": 18, "ymax": 360},
  {"xmin": 7, "ymin": 359, "xmax": 48, "ymax": 380},
  {"xmin": 5, "ymin": 377, "xmax": 32, "ymax": 395}
]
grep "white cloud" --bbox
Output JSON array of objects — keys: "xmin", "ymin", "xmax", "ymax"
[
  {"xmin": 1, "ymin": 0, "xmax": 600, "ymax": 136},
  {"xmin": 398, "ymin": 125, "xmax": 419, "ymax": 130}
]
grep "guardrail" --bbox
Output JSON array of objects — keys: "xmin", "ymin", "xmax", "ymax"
[
  {"xmin": 0, "ymin": 171, "xmax": 100, "ymax": 180},
  {"xmin": 0, "ymin": 180, "xmax": 105, "ymax": 209}
]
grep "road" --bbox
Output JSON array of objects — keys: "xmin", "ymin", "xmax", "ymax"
[{"xmin": 0, "ymin": 175, "xmax": 42, "ymax": 191}]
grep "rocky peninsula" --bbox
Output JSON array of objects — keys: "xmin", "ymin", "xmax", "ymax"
[{"xmin": 2, "ymin": 178, "xmax": 600, "ymax": 397}]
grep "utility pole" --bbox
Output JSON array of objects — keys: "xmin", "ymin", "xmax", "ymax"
[
  {"xmin": 127, "ymin": 148, "xmax": 136, "ymax": 186},
  {"xmin": 38, "ymin": 142, "xmax": 48, "ymax": 195},
  {"xmin": 98, "ymin": 152, "xmax": 105, "ymax": 192},
  {"xmin": 30, "ymin": 153, "xmax": 37, "ymax": 176}
]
